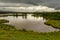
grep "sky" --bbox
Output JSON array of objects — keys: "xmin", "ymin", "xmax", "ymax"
[{"xmin": 0, "ymin": 0, "xmax": 60, "ymax": 12}]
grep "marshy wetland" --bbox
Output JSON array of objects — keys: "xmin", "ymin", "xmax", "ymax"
[{"xmin": 0, "ymin": 12, "xmax": 60, "ymax": 40}]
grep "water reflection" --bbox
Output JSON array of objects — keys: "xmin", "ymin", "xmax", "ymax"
[{"xmin": 0, "ymin": 14, "xmax": 59, "ymax": 32}]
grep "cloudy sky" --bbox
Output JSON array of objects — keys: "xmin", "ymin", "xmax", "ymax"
[{"xmin": 0, "ymin": 0, "xmax": 60, "ymax": 12}]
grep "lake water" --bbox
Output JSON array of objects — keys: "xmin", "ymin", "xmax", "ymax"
[{"xmin": 0, "ymin": 14, "xmax": 59, "ymax": 32}]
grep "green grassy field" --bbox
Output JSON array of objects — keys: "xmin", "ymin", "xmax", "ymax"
[
  {"xmin": 0, "ymin": 28, "xmax": 60, "ymax": 40},
  {"xmin": 45, "ymin": 19, "xmax": 60, "ymax": 29}
]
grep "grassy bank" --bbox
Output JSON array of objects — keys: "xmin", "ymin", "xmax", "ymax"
[
  {"xmin": 45, "ymin": 19, "xmax": 60, "ymax": 29},
  {"xmin": 0, "ymin": 19, "xmax": 9, "ymax": 23},
  {"xmin": 0, "ymin": 19, "xmax": 60, "ymax": 40}
]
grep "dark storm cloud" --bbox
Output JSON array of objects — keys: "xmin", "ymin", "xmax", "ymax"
[
  {"xmin": 0, "ymin": 0, "xmax": 43, "ymax": 5},
  {"xmin": 0, "ymin": 0, "xmax": 51, "ymax": 6},
  {"xmin": 0, "ymin": 0, "xmax": 46, "ymax": 4},
  {"xmin": 40, "ymin": 0, "xmax": 60, "ymax": 10},
  {"xmin": 0, "ymin": 0, "xmax": 60, "ymax": 10}
]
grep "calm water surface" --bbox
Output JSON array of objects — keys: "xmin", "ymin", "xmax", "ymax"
[{"xmin": 0, "ymin": 14, "xmax": 59, "ymax": 32}]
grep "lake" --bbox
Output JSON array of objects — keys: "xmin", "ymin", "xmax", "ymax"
[{"xmin": 0, "ymin": 14, "xmax": 59, "ymax": 32}]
